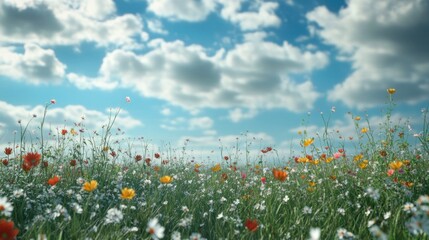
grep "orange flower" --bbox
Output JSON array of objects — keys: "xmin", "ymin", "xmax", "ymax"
[
  {"xmin": 0, "ymin": 219, "xmax": 19, "ymax": 240},
  {"xmin": 83, "ymin": 180, "xmax": 98, "ymax": 192},
  {"xmin": 47, "ymin": 176, "xmax": 60, "ymax": 186},
  {"xmin": 389, "ymin": 160, "xmax": 403, "ymax": 170},
  {"xmin": 387, "ymin": 88, "xmax": 396, "ymax": 94},
  {"xmin": 358, "ymin": 160, "xmax": 369, "ymax": 169},
  {"xmin": 308, "ymin": 181, "xmax": 316, "ymax": 187},
  {"xmin": 211, "ymin": 163, "xmax": 221, "ymax": 172},
  {"xmin": 160, "ymin": 175, "xmax": 173, "ymax": 184},
  {"xmin": 272, "ymin": 168, "xmax": 288, "ymax": 182},
  {"xmin": 24, "ymin": 152, "xmax": 41, "ymax": 167},
  {"xmin": 354, "ymin": 116, "xmax": 361, "ymax": 121},
  {"xmin": 121, "ymin": 188, "xmax": 136, "ymax": 200},
  {"xmin": 303, "ymin": 138, "xmax": 314, "ymax": 147},
  {"xmin": 244, "ymin": 219, "xmax": 258, "ymax": 232}
]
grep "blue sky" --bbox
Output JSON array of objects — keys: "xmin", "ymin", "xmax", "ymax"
[{"xmin": 0, "ymin": 0, "xmax": 428, "ymax": 159}]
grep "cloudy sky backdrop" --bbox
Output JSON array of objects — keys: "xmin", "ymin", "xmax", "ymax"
[{"xmin": 1, "ymin": 0, "xmax": 428, "ymax": 159}]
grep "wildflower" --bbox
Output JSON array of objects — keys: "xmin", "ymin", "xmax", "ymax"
[
  {"xmin": 125, "ymin": 96, "xmax": 131, "ymax": 103},
  {"xmin": 387, "ymin": 169, "xmax": 395, "ymax": 176},
  {"xmin": 121, "ymin": 188, "xmax": 136, "ymax": 200},
  {"xmin": 387, "ymin": 88, "xmax": 396, "ymax": 94},
  {"xmin": 22, "ymin": 162, "xmax": 32, "ymax": 172},
  {"xmin": 154, "ymin": 153, "xmax": 160, "ymax": 159},
  {"xmin": 379, "ymin": 150, "xmax": 387, "ymax": 157},
  {"xmin": 272, "ymin": 168, "xmax": 288, "ymax": 182},
  {"xmin": 0, "ymin": 219, "xmax": 19, "ymax": 240},
  {"xmin": 354, "ymin": 116, "xmax": 361, "ymax": 121},
  {"xmin": 4, "ymin": 147, "xmax": 12, "ymax": 156},
  {"xmin": 244, "ymin": 219, "xmax": 258, "ymax": 232},
  {"xmin": 61, "ymin": 129, "xmax": 68, "ymax": 135},
  {"xmin": 146, "ymin": 218, "xmax": 165, "ymax": 239},
  {"xmin": 50, "ymin": 99, "xmax": 56, "ymax": 104},
  {"xmin": 337, "ymin": 228, "xmax": 355, "ymax": 239},
  {"xmin": 403, "ymin": 202, "xmax": 415, "ymax": 213},
  {"xmin": 0, "ymin": 197, "xmax": 13, "ymax": 217},
  {"xmin": 160, "ymin": 176, "xmax": 173, "ymax": 184},
  {"xmin": 24, "ymin": 152, "xmax": 41, "ymax": 168},
  {"xmin": 69, "ymin": 159, "xmax": 77, "ymax": 167},
  {"xmin": 361, "ymin": 127, "xmax": 368, "ymax": 133},
  {"xmin": 309, "ymin": 227, "xmax": 321, "ymax": 240},
  {"xmin": 83, "ymin": 180, "xmax": 98, "ymax": 192},
  {"xmin": 359, "ymin": 160, "xmax": 369, "ymax": 169},
  {"xmin": 283, "ymin": 195, "xmax": 290, "ymax": 203},
  {"xmin": 171, "ymin": 231, "xmax": 181, "ymax": 240},
  {"xmin": 105, "ymin": 208, "xmax": 123, "ymax": 224},
  {"xmin": 211, "ymin": 163, "xmax": 221, "ymax": 172},
  {"xmin": 389, "ymin": 161, "xmax": 403, "ymax": 170},
  {"xmin": 383, "ymin": 211, "xmax": 391, "ymax": 220},
  {"xmin": 303, "ymin": 206, "xmax": 312, "ymax": 214},
  {"xmin": 333, "ymin": 152, "xmax": 342, "ymax": 159},
  {"xmin": 135, "ymin": 155, "xmax": 143, "ymax": 162},
  {"xmin": 2, "ymin": 160, "xmax": 8, "ymax": 166},
  {"xmin": 241, "ymin": 172, "xmax": 247, "ymax": 180},
  {"xmin": 303, "ymin": 138, "xmax": 314, "ymax": 147},
  {"xmin": 70, "ymin": 128, "xmax": 78, "ymax": 136},
  {"xmin": 224, "ymin": 156, "xmax": 229, "ymax": 161},
  {"xmin": 221, "ymin": 173, "xmax": 228, "ymax": 182},
  {"xmin": 337, "ymin": 208, "xmax": 346, "ymax": 216},
  {"xmin": 261, "ymin": 177, "xmax": 266, "ymax": 184},
  {"xmin": 47, "ymin": 176, "xmax": 60, "ymax": 186}
]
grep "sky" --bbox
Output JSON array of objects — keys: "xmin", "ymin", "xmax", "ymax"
[{"xmin": 0, "ymin": 0, "xmax": 428, "ymax": 161}]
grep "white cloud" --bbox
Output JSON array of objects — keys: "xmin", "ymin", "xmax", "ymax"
[
  {"xmin": 228, "ymin": 108, "xmax": 258, "ymax": 122},
  {"xmin": 189, "ymin": 117, "xmax": 214, "ymax": 130},
  {"xmin": 147, "ymin": 19, "xmax": 168, "ymax": 35},
  {"xmin": 307, "ymin": 0, "xmax": 429, "ymax": 109},
  {"xmin": 0, "ymin": 0, "xmax": 145, "ymax": 48},
  {"xmin": 160, "ymin": 108, "xmax": 172, "ymax": 116},
  {"xmin": 219, "ymin": 0, "xmax": 281, "ymax": 31},
  {"xmin": 0, "ymin": 100, "xmax": 142, "ymax": 143},
  {"xmin": 0, "ymin": 44, "xmax": 65, "ymax": 84},
  {"xmin": 146, "ymin": 0, "xmax": 217, "ymax": 22},
  {"xmin": 67, "ymin": 39, "xmax": 328, "ymax": 117},
  {"xmin": 243, "ymin": 31, "xmax": 268, "ymax": 42}
]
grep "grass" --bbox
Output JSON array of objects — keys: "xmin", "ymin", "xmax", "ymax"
[{"xmin": 1, "ymin": 89, "xmax": 429, "ymax": 240}]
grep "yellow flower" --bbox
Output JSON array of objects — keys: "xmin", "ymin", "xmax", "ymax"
[
  {"xmin": 361, "ymin": 127, "xmax": 368, "ymax": 133},
  {"xmin": 70, "ymin": 128, "xmax": 78, "ymax": 136},
  {"xmin": 353, "ymin": 154, "xmax": 363, "ymax": 162},
  {"xmin": 389, "ymin": 160, "xmax": 403, "ymax": 170},
  {"xmin": 308, "ymin": 181, "xmax": 317, "ymax": 187},
  {"xmin": 211, "ymin": 163, "xmax": 221, "ymax": 172},
  {"xmin": 355, "ymin": 116, "xmax": 361, "ymax": 121},
  {"xmin": 121, "ymin": 187, "xmax": 136, "ymax": 200},
  {"xmin": 160, "ymin": 175, "xmax": 173, "ymax": 184},
  {"xmin": 325, "ymin": 157, "xmax": 334, "ymax": 163},
  {"xmin": 303, "ymin": 138, "xmax": 314, "ymax": 147},
  {"xmin": 83, "ymin": 180, "xmax": 98, "ymax": 192},
  {"xmin": 359, "ymin": 160, "xmax": 369, "ymax": 169},
  {"xmin": 387, "ymin": 88, "xmax": 396, "ymax": 94}
]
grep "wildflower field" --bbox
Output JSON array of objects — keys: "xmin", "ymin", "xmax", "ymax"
[{"xmin": 1, "ymin": 89, "xmax": 429, "ymax": 240}]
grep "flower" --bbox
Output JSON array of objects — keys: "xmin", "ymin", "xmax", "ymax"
[
  {"xmin": 387, "ymin": 88, "xmax": 396, "ymax": 94},
  {"xmin": 361, "ymin": 127, "xmax": 368, "ymax": 133},
  {"xmin": 83, "ymin": 180, "xmax": 98, "ymax": 192},
  {"xmin": 387, "ymin": 169, "xmax": 395, "ymax": 176},
  {"xmin": 0, "ymin": 219, "xmax": 19, "ymax": 240},
  {"xmin": 0, "ymin": 197, "xmax": 13, "ymax": 217},
  {"xmin": 309, "ymin": 227, "xmax": 321, "ymax": 240},
  {"xmin": 223, "ymin": 156, "xmax": 229, "ymax": 161},
  {"xmin": 105, "ymin": 208, "xmax": 123, "ymax": 224},
  {"xmin": 261, "ymin": 177, "xmax": 266, "ymax": 184},
  {"xmin": 146, "ymin": 218, "xmax": 165, "ymax": 239},
  {"xmin": 211, "ymin": 163, "xmax": 221, "ymax": 172},
  {"xmin": 47, "ymin": 176, "xmax": 60, "ymax": 186},
  {"xmin": 333, "ymin": 152, "xmax": 342, "ymax": 159},
  {"xmin": 50, "ymin": 99, "xmax": 56, "ymax": 104},
  {"xmin": 160, "ymin": 176, "xmax": 173, "ymax": 184},
  {"xmin": 3, "ymin": 148, "xmax": 12, "ymax": 156},
  {"xmin": 154, "ymin": 153, "xmax": 160, "ymax": 159},
  {"xmin": 303, "ymin": 138, "xmax": 314, "ymax": 147},
  {"xmin": 24, "ymin": 152, "xmax": 41, "ymax": 168},
  {"xmin": 121, "ymin": 188, "xmax": 136, "ymax": 200},
  {"xmin": 389, "ymin": 160, "xmax": 403, "ymax": 170},
  {"xmin": 125, "ymin": 96, "xmax": 131, "ymax": 103},
  {"xmin": 359, "ymin": 160, "xmax": 369, "ymax": 169},
  {"xmin": 354, "ymin": 116, "xmax": 361, "ymax": 121},
  {"xmin": 69, "ymin": 159, "xmax": 77, "ymax": 167},
  {"xmin": 61, "ymin": 129, "xmax": 68, "ymax": 136},
  {"xmin": 244, "ymin": 219, "xmax": 258, "ymax": 232},
  {"xmin": 135, "ymin": 155, "xmax": 143, "ymax": 162},
  {"xmin": 272, "ymin": 168, "xmax": 288, "ymax": 182},
  {"xmin": 2, "ymin": 160, "xmax": 8, "ymax": 166}
]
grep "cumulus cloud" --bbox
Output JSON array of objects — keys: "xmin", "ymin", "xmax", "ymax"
[
  {"xmin": 146, "ymin": 19, "xmax": 168, "ymax": 35},
  {"xmin": 0, "ymin": 44, "xmax": 65, "ymax": 84},
  {"xmin": 0, "ymin": 0, "xmax": 145, "ymax": 47},
  {"xmin": 67, "ymin": 39, "xmax": 328, "ymax": 117},
  {"xmin": 0, "ymin": 100, "xmax": 142, "ymax": 143},
  {"xmin": 146, "ymin": 0, "xmax": 217, "ymax": 22},
  {"xmin": 189, "ymin": 116, "xmax": 214, "ymax": 130},
  {"xmin": 307, "ymin": 0, "xmax": 429, "ymax": 109}
]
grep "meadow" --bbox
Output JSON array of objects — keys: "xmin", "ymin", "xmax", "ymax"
[{"xmin": 1, "ymin": 89, "xmax": 429, "ymax": 240}]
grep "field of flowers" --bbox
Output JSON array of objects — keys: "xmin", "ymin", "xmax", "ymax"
[{"xmin": 1, "ymin": 89, "xmax": 429, "ymax": 240}]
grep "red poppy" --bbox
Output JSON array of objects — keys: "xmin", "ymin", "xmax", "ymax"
[
  {"xmin": 0, "ymin": 219, "xmax": 19, "ymax": 240},
  {"xmin": 2, "ymin": 159, "xmax": 8, "ymax": 166},
  {"xmin": 4, "ymin": 147, "xmax": 12, "ymax": 155},
  {"xmin": 24, "ymin": 152, "xmax": 41, "ymax": 167},
  {"xmin": 272, "ymin": 168, "xmax": 288, "ymax": 182},
  {"xmin": 135, "ymin": 155, "xmax": 142, "ymax": 162},
  {"xmin": 69, "ymin": 159, "xmax": 77, "ymax": 167},
  {"xmin": 154, "ymin": 153, "xmax": 160, "ymax": 159},
  {"xmin": 22, "ymin": 162, "xmax": 32, "ymax": 172},
  {"xmin": 48, "ymin": 176, "xmax": 60, "ymax": 186},
  {"xmin": 145, "ymin": 158, "xmax": 151, "ymax": 166},
  {"xmin": 261, "ymin": 177, "xmax": 266, "ymax": 184},
  {"xmin": 61, "ymin": 129, "xmax": 68, "ymax": 136},
  {"xmin": 245, "ymin": 219, "xmax": 258, "ymax": 232},
  {"xmin": 224, "ymin": 156, "xmax": 229, "ymax": 161},
  {"xmin": 110, "ymin": 151, "xmax": 117, "ymax": 158}
]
